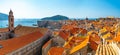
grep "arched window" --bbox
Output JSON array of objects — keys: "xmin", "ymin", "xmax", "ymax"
[
  {"xmin": 11, "ymin": 18, "xmax": 13, "ymax": 22},
  {"xmin": 11, "ymin": 23, "xmax": 13, "ymax": 27}
]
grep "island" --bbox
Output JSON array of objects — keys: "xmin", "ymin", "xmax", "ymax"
[
  {"xmin": 0, "ymin": 13, "xmax": 8, "ymax": 20},
  {"xmin": 41, "ymin": 15, "xmax": 69, "ymax": 20}
]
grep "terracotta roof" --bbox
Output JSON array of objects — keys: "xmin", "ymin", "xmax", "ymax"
[
  {"xmin": 0, "ymin": 31, "xmax": 43, "ymax": 55},
  {"xmin": 14, "ymin": 25, "xmax": 48, "ymax": 36},
  {"xmin": 113, "ymin": 36, "xmax": 120, "ymax": 42},
  {"xmin": 70, "ymin": 27, "xmax": 79, "ymax": 35},
  {"xmin": 71, "ymin": 21, "xmax": 78, "ymax": 26},
  {"xmin": 61, "ymin": 25, "xmax": 74, "ymax": 30},
  {"xmin": 89, "ymin": 34, "xmax": 101, "ymax": 51},
  {"xmin": 63, "ymin": 36, "xmax": 88, "ymax": 54},
  {"xmin": 100, "ymin": 27, "xmax": 107, "ymax": 33},
  {"xmin": 89, "ymin": 38, "xmax": 99, "ymax": 51},
  {"xmin": 64, "ymin": 37, "xmax": 86, "ymax": 49},
  {"xmin": 79, "ymin": 29, "xmax": 87, "ymax": 35},
  {"xmin": 0, "ymin": 28, "xmax": 9, "ymax": 33},
  {"xmin": 102, "ymin": 32, "xmax": 111, "ymax": 39},
  {"xmin": 48, "ymin": 47, "xmax": 64, "ymax": 55},
  {"xmin": 59, "ymin": 30, "xmax": 70, "ymax": 40},
  {"xmin": 69, "ymin": 36, "xmax": 89, "ymax": 54},
  {"xmin": 113, "ymin": 32, "xmax": 120, "ymax": 42}
]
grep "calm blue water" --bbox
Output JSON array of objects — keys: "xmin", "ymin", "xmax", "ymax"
[
  {"xmin": 0, "ymin": 18, "xmax": 96, "ymax": 28},
  {"xmin": 0, "ymin": 19, "xmax": 40, "ymax": 28}
]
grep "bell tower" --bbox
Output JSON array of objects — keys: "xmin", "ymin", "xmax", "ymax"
[{"xmin": 8, "ymin": 9, "xmax": 14, "ymax": 31}]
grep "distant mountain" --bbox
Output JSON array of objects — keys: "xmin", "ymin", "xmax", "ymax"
[
  {"xmin": 41, "ymin": 15, "xmax": 69, "ymax": 20},
  {"xmin": 0, "ymin": 13, "xmax": 8, "ymax": 20}
]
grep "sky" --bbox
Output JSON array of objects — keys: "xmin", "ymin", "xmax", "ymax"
[{"xmin": 0, "ymin": 0, "xmax": 120, "ymax": 18}]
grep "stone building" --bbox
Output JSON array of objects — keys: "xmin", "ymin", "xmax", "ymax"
[
  {"xmin": 0, "ymin": 28, "xmax": 9, "ymax": 40},
  {"xmin": 42, "ymin": 40, "xmax": 52, "ymax": 55},
  {"xmin": 0, "ymin": 10, "xmax": 14, "ymax": 40},
  {"xmin": 51, "ymin": 36, "xmax": 65, "ymax": 47},
  {"xmin": 0, "ymin": 31, "xmax": 43, "ymax": 55},
  {"xmin": 8, "ymin": 9, "xmax": 14, "ymax": 31},
  {"xmin": 37, "ymin": 21, "xmax": 63, "ymax": 30}
]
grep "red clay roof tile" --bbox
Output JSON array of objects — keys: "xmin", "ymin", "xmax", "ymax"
[
  {"xmin": 0, "ymin": 31, "xmax": 43, "ymax": 55},
  {"xmin": 0, "ymin": 28, "xmax": 9, "ymax": 33},
  {"xmin": 48, "ymin": 47, "xmax": 64, "ymax": 55}
]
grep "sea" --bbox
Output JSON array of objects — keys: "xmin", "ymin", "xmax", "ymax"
[
  {"xmin": 0, "ymin": 19, "xmax": 40, "ymax": 28},
  {"xmin": 0, "ymin": 18, "xmax": 96, "ymax": 28}
]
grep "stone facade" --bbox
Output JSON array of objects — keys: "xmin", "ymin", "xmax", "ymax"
[
  {"xmin": 37, "ymin": 21, "xmax": 67, "ymax": 30},
  {"xmin": 42, "ymin": 41, "xmax": 52, "ymax": 55},
  {"xmin": 51, "ymin": 36, "xmax": 65, "ymax": 47},
  {"xmin": 0, "ymin": 32, "xmax": 9, "ymax": 40},
  {"xmin": 0, "ymin": 10, "xmax": 15, "ymax": 40},
  {"xmin": 8, "ymin": 10, "xmax": 14, "ymax": 31}
]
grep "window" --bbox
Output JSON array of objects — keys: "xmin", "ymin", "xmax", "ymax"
[
  {"xmin": 77, "ymin": 53, "xmax": 81, "ymax": 55},
  {"xmin": 11, "ymin": 18, "xmax": 13, "ymax": 22},
  {"xmin": 54, "ymin": 42, "xmax": 58, "ymax": 46},
  {"xmin": 11, "ymin": 23, "xmax": 13, "ymax": 27},
  {"xmin": 87, "ymin": 53, "xmax": 92, "ymax": 55}
]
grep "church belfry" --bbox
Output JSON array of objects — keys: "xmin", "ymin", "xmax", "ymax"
[{"xmin": 8, "ymin": 10, "xmax": 14, "ymax": 31}]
